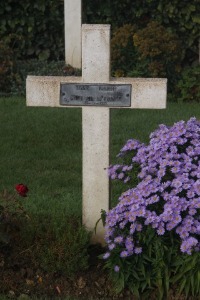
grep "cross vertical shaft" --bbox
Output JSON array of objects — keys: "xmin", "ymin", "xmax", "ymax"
[{"xmin": 82, "ymin": 25, "xmax": 111, "ymax": 243}]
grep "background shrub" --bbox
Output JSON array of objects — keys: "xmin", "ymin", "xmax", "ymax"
[
  {"xmin": 0, "ymin": 0, "xmax": 199, "ymax": 64},
  {"xmin": 0, "ymin": 0, "xmax": 64, "ymax": 61},
  {"xmin": 0, "ymin": 38, "xmax": 14, "ymax": 94},
  {"xmin": 133, "ymin": 21, "xmax": 183, "ymax": 77},
  {"xmin": 177, "ymin": 65, "xmax": 200, "ymax": 102},
  {"xmin": 111, "ymin": 21, "xmax": 184, "ymax": 94},
  {"xmin": 83, "ymin": 0, "xmax": 199, "ymax": 65},
  {"xmin": 111, "ymin": 24, "xmax": 138, "ymax": 77},
  {"xmin": 0, "ymin": 0, "xmax": 199, "ymax": 100}
]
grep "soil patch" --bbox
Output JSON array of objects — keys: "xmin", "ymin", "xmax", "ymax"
[{"xmin": 0, "ymin": 244, "xmax": 130, "ymax": 299}]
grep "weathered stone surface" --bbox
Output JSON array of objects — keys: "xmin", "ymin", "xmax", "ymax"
[
  {"xmin": 64, "ymin": 0, "xmax": 82, "ymax": 68},
  {"xmin": 82, "ymin": 24, "xmax": 110, "ymax": 83},
  {"xmin": 82, "ymin": 107, "xmax": 110, "ymax": 244}
]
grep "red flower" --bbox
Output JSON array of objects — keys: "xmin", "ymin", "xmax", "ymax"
[{"xmin": 15, "ymin": 184, "xmax": 29, "ymax": 197}]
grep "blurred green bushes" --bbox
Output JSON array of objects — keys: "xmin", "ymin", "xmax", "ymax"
[
  {"xmin": 177, "ymin": 65, "xmax": 200, "ymax": 102},
  {"xmin": 0, "ymin": 0, "xmax": 64, "ymax": 61},
  {"xmin": 0, "ymin": 0, "xmax": 199, "ymax": 101},
  {"xmin": 1, "ymin": 0, "xmax": 199, "ymax": 63},
  {"xmin": 83, "ymin": 0, "xmax": 199, "ymax": 65},
  {"xmin": 111, "ymin": 21, "xmax": 184, "ymax": 96}
]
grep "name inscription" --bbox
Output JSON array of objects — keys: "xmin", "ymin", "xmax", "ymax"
[{"xmin": 60, "ymin": 83, "xmax": 131, "ymax": 107}]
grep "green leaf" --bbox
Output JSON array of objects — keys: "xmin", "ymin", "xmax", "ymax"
[
  {"xmin": 178, "ymin": 277, "xmax": 186, "ymax": 295},
  {"xmin": 185, "ymin": 280, "xmax": 190, "ymax": 298},
  {"xmin": 28, "ymin": 26, "xmax": 32, "ymax": 33},
  {"xmin": 141, "ymin": 281, "xmax": 147, "ymax": 292},
  {"xmin": 196, "ymin": 271, "xmax": 200, "ymax": 293},
  {"xmin": 171, "ymin": 258, "xmax": 184, "ymax": 267},
  {"xmin": 140, "ymin": 263, "xmax": 146, "ymax": 277},
  {"xmin": 188, "ymin": 4, "xmax": 196, "ymax": 12},
  {"xmin": 132, "ymin": 285, "xmax": 140, "ymax": 299},
  {"xmin": 143, "ymin": 254, "xmax": 153, "ymax": 263},
  {"xmin": 190, "ymin": 275, "xmax": 194, "ymax": 296},
  {"xmin": 171, "ymin": 270, "xmax": 187, "ymax": 284},
  {"xmin": 131, "ymin": 269, "xmax": 141, "ymax": 281},
  {"xmin": 192, "ymin": 16, "xmax": 200, "ymax": 24},
  {"xmin": 38, "ymin": 49, "xmax": 50, "ymax": 61},
  {"xmin": 164, "ymin": 268, "xmax": 169, "ymax": 296}
]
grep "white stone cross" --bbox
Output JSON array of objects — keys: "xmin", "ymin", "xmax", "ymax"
[
  {"xmin": 64, "ymin": 0, "xmax": 82, "ymax": 68},
  {"xmin": 26, "ymin": 24, "xmax": 167, "ymax": 245}
]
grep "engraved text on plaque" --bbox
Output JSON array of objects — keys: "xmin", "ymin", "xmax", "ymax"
[{"xmin": 60, "ymin": 83, "xmax": 131, "ymax": 107}]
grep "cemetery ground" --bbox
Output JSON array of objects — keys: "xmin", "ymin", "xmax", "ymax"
[{"xmin": 1, "ymin": 96, "xmax": 200, "ymax": 299}]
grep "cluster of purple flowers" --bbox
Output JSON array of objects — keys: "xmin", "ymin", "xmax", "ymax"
[
  {"xmin": 108, "ymin": 139, "xmax": 143, "ymax": 183},
  {"xmin": 105, "ymin": 117, "xmax": 200, "ymax": 260}
]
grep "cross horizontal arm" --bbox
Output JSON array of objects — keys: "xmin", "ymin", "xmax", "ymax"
[{"xmin": 27, "ymin": 76, "xmax": 167, "ymax": 109}]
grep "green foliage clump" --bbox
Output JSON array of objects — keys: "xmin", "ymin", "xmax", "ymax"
[
  {"xmin": 104, "ymin": 227, "xmax": 200, "ymax": 299},
  {"xmin": 0, "ymin": 37, "xmax": 15, "ymax": 94},
  {"xmin": 1, "ymin": 0, "xmax": 198, "ymax": 65},
  {"xmin": 156, "ymin": 0, "xmax": 200, "ymax": 64},
  {"xmin": 111, "ymin": 24, "xmax": 138, "ymax": 77},
  {"xmin": 111, "ymin": 21, "xmax": 184, "ymax": 90},
  {"xmin": 177, "ymin": 65, "xmax": 200, "ymax": 102},
  {"xmin": 84, "ymin": 0, "xmax": 199, "ymax": 65},
  {"xmin": 0, "ymin": 0, "xmax": 64, "ymax": 61},
  {"xmin": 133, "ymin": 21, "xmax": 183, "ymax": 80}
]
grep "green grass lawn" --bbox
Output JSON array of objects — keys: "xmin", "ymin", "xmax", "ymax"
[
  {"xmin": 1, "ymin": 96, "xmax": 200, "ymax": 215},
  {"xmin": 0, "ymin": 96, "xmax": 82, "ymax": 218}
]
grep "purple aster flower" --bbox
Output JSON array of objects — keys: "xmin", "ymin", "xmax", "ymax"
[
  {"xmin": 111, "ymin": 174, "xmax": 117, "ymax": 180},
  {"xmin": 108, "ymin": 243, "xmax": 116, "ymax": 250},
  {"xmin": 157, "ymin": 226, "xmax": 165, "ymax": 235},
  {"xmin": 171, "ymin": 166, "xmax": 180, "ymax": 174},
  {"xmin": 103, "ymin": 252, "xmax": 111, "ymax": 259},
  {"xmin": 125, "ymin": 236, "xmax": 134, "ymax": 253},
  {"xmin": 187, "ymin": 190, "xmax": 195, "ymax": 199},
  {"xmin": 134, "ymin": 247, "xmax": 142, "ymax": 254},
  {"xmin": 118, "ymin": 172, "xmax": 125, "ymax": 179},
  {"xmin": 193, "ymin": 180, "xmax": 200, "ymax": 196},
  {"xmin": 124, "ymin": 176, "xmax": 131, "ymax": 183},
  {"xmin": 180, "ymin": 237, "xmax": 198, "ymax": 254},
  {"xmin": 114, "ymin": 236, "xmax": 124, "ymax": 244},
  {"xmin": 114, "ymin": 265, "xmax": 120, "ymax": 272},
  {"xmin": 120, "ymin": 250, "xmax": 129, "ymax": 258},
  {"xmin": 136, "ymin": 223, "xmax": 143, "ymax": 231},
  {"xmin": 189, "ymin": 209, "xmax": 197, "ymax": 216}
]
